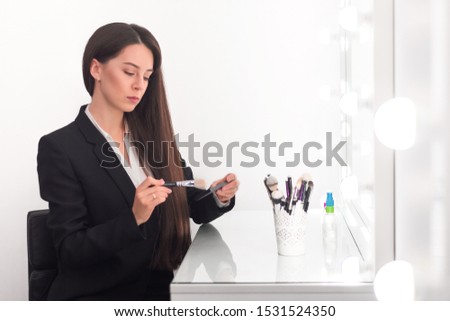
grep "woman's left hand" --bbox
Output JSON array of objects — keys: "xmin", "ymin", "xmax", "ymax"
[{"xmin": 211, "ymin": 173, "xmax": 240, "ymax": 203}]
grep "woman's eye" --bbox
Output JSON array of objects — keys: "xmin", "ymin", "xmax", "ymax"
[
  {"xmin": 124, "ymin": 71, "xmax": 134, "ymax": 76},
  {"xmin": 143, "ymin": 77, "xmax": 150, "ymax": 82}
]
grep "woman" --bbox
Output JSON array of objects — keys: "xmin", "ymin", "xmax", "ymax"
[{"xmin": 37, "ymin": 22, "xmax": 239, "ymax": 300}]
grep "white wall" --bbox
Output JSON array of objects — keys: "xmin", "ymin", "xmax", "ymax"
[
  {"xmin": 395, "ymin": 0, "xmax": 450, "ymax": 299},
  {"xmin": 0, "ymin": 0, "xmax": 342, "ymax": 300}
]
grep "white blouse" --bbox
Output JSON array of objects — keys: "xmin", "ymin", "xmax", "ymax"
[
  {"xmin": 84, "ymin": 105, "xmax": 229, "ymax": 207},
  {"xmin": 85, "ymin": 104, "xmax": 149, "ymax": 188}
]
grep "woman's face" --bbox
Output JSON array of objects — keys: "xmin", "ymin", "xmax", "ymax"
[{"xmin": 92, "ymin": 43, "xmax": 154, "ymax": 112}]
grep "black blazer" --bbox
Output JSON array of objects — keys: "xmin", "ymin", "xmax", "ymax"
[{"xmin": 37, "ymin": 105, "xmax": 234, "ymax": 300}]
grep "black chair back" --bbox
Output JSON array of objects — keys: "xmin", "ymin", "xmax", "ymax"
[{"xmin": 27, "ymin": 210, "xmax": 57, "ymax": 300}]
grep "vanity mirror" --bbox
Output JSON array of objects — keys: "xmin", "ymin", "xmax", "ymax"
[{"xmin": 172, "ymin": 0, "xmax": 396, "ymax": 299}]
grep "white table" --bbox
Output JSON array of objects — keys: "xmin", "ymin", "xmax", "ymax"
[{"xmin": 171, "ymin": 209, "xmax": 375, "ymax": 300}]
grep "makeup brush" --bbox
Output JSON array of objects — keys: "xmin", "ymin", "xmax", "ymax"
[
  {"xmin": 289, "ymin": 177, "xmax": 303, "ymax": 214},
  {"xmin": 302, "ymin": 173, "xmax": 312, "ymax": 185},
  {"xmin": 195, "ymin": 181, "xmax": 229, "ymax": 202},
  {"xmin": 271, "ymin": 190, "xmax": 284, "ymax": 205},
  {"xmin": 271, "ymin": 190, "xmax": 285, "ymax": 213},
  {"xmin": 303, "ymin": 181, "xmax": 314, "ymax": 213},
  {"xmin": 264, "ymin": 174, "xmax": 278, "ymax": 206},
  {"xmin": 298, "ymin": 173, "xmax": 312, "ymax": 201},
  {"xmin": 163, "ymin": 179, "xmax": 206, "ymax": 189},
  {"xmin": 265, "ymin": 175, "xmax": 278, "ymax": 192},
  {"xmin": 264, "ymin": 175, "xmax": 273, "ymax": 196}
]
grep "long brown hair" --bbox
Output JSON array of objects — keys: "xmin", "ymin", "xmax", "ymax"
[{"xmin": 82, "ymin": 22, "xmax": 191, "ymax": 270}]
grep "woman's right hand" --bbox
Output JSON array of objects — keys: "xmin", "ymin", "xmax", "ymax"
[{"xmin": 132, "ymin": 177, "xmax": 172, "ymax": 225}]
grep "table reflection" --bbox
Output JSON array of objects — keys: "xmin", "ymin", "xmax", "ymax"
[
  {"xmin": 175, "ymin": 224, "xmax": 236, "ymax": 282},
  {"xmin": 174, "ymin": 210, "xmax": 371, "ymax": 284}
]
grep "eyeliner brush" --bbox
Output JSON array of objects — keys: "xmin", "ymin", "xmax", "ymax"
[
  {"xmin": 289, "ymin": 177, "xmax": 302, "ymax": 214},
  {"xmin": 303, "ymin": 181, "xmax": 314, "ymax": 213},
  {"xmin": 285, "ymin": 176, "xmax": 292, "ymax": 212},
  {"xmin": 195, "ymin": 181, "xmax": 229, "ymax": 201}
]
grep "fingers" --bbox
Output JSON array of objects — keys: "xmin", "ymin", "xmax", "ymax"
[
  {"xmin": 211, "ymin": 178, "xmax": 225, "ymax": 188},
  {"xmin": 132, "ymin": 179, "xmax": 172, "ymax": 225},
  {"xmin": 225, "ymin": 173, "xmax": 236, "ymax": 182},
  {"xmin": 139, "ymin": 183, "xmax": 172, "ymax": 196},
  {"xmin": 222, "ymin": 177, "xmax": 239, "ymax": 192},
  {"xmin": 213, "ymin": 173, "xmax": 239, "ymax": 202},
  {"xmin": 216, "ymin": 180, "xmax": 239, "ymax": 196},
  {"xmin": 211, "ymin": 173, "xmax": 237, "ymax": 188},
  {"xmin": 137, "ymin": 183, "xmax": 172, "ymax": 204},
  {"xmin": 136, "ymin": 177, "xmax": 172, "ymax": 198},
  {"xmin": 136, "ymin": 176, "xmax": 165, "ymax": 192},
  {"xmin": 147, "ymin": 192, "xmax": 168, "ymax": 207}
]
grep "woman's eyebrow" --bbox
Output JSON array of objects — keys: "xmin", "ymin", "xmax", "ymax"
[{"xmin": 123, "ymin": 62, "xmax": 153, "ymax": 72}]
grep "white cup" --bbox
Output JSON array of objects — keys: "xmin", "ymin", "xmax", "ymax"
[{"xmin": 273, "ymin": 209, "xmax": 307, "ymax": 256}]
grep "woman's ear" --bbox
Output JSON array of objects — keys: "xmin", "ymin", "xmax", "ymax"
[{"xmin": 90, "ymin": 58, "xmax": 102, "ymax": 82}]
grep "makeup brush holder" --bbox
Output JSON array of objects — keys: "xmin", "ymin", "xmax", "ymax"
[{"xmin": 273, "ymin": 208, "xmax": 307, "ymax": 256}]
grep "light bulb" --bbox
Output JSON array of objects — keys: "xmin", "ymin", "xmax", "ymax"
[
  {"xmin": 373, "ymin": 97, "xmax": 417, "ymax": 150},
  {"xmin": 339, "ymin": 6, "xmax": 358, "ymax": 32},
  {"xmin": 339, "ymin": 91, "xmax": 358, "ymax": 116},
  {"xmin": 374, "ymin": 260, "xmax": 415, "ymax": 301}
]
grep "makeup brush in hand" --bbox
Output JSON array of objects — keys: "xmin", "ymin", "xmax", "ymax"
[
  {"xmin": 163, "ymin": 179, "xmax": 206, "ymax": 189},
  {"xmin": 195, "ymin": 181, "xmax": 229, "ymax": 201}
]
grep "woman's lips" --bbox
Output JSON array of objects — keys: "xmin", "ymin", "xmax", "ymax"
[{"xmin": 127, "ymin": 96, "xmax": 140, "ymax": 103}]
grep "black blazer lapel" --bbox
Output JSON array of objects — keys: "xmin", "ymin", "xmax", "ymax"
[{"xmin": 74, "ymin": 105, "xmax": 136, "ymax": 208}]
